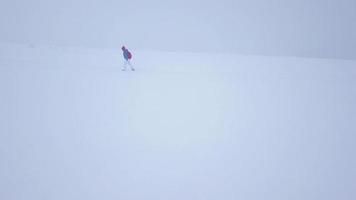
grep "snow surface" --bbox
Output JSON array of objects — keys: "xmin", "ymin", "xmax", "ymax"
[{"xmin": 1, "ymin": 43, "xmax": 356, "ymax": 200}]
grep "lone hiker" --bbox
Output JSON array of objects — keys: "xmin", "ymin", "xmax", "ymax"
[{"xmin": 121, "ymin": 46, "xmax": 134, "ymax": 71}]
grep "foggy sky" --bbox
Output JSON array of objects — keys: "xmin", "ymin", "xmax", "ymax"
[{"xmin": 1, "ymin": 0, "xmax": 355, "ymax": 59}]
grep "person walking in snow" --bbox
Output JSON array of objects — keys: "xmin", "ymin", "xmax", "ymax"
[{"xmin": 121, "ymin": 46, "xmax": 134, "ymax": 71}]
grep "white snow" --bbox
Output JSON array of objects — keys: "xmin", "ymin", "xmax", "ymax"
[{"xmin": 1, "ymin": 43, "xmax": 356, "ymax": 200}]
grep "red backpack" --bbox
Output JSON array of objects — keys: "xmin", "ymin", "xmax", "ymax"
[{"xmin": 127, "ymin": 51, "xmax": 132, "ymax": 59}]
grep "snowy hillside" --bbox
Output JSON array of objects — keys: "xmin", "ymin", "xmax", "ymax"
[{"xmin": 1, "ymin": 43, "xmax": 356, "ymax": 200}]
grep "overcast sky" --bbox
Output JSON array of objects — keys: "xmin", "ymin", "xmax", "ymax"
[{"xmin": 1, "ymin": 0, "xmax": 355, "ymax": 59}]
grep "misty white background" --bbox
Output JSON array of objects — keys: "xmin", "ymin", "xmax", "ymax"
[
  {"xmin": 1, "ymin": 0, "xmax": 356, "ymax": 59},
  {"xmin": 1, "ymin": 1, "xmax": 356, "ymax": 200}
]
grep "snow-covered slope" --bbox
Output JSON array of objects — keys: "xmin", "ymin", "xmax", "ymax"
[{"xmin": 1, "ymin": 43, "xmax": 356, "ymax": 200}]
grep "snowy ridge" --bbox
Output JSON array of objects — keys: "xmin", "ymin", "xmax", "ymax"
[{"xmin": 1, "ymin": 44, "xmax": 356, "ymax": 200}]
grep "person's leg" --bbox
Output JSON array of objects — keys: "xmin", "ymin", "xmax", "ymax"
[
  {"xmin": 122, "ymin": 59, "xmax": 128, "ymax": 71},
  {"xmin": 128, "ymin": 60, "xmax": 135, "ymax": 71}
]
